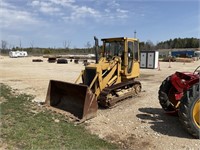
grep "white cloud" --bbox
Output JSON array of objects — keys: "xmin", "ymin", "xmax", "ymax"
[
  {"xmin": 60, "ymin": 3, "xmax": 101, "ymax": 22},
  {"xmin": 49, "ymin": 0, "xmax": 75, "ymax": 6},
  {"xmin": 116, "ymin": 8, "xmax": 128, "ymax": 14},
  {"xmin": 29, "ymin": 0, "xmax": 130, "ymax": 23},
  {"xmin": 115, "ymin": 8, "xmax": 129, "ymax": 19},
  {"xmin": 1, "ymin": 0, "xmax": 132, "ymax": 30},
  {"xmin": 0, "ymin": 1, "xmax": 41, "ymax": 29},
  {"xmin": 31, "ymin": 1, "xmax": 61, "ymax": 14},
  {"xmin": 107, "ymin": 0, "xmax": 120, "ymax": 8},
  {"xmin": 40, "ymin": 2, "xmax": 60, "ymax": 13},
  {"xmin": 105, "ymin": 9, "xmax": 110, "ymax": 13},
  {"xmin": 101, "ymin": 1, "xmax": 130, "ymax": 21},
  {"xmin": 70, "ymin": 6, "xmax": 100, "ymax": 19},
  {"xmin": 31, "ymin": 0, "xmax": 40, "ymax": 6}
]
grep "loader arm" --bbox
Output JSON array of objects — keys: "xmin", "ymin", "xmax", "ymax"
[
  {"xmin": 95, "ymin": 57, "xmax": 122, "ymax": 97},
  {"xmin": 80, "ymin": 56, "xmax": 122, "ymax": 98}
]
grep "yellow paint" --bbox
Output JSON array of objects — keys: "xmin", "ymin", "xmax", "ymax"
[
  {"xmin": 193, "ymin": 99, "xmax": 200, "ymax": 128},
  {"xmin": 77, "ymin": 37, "xmax": 140, "ymax": 98}
]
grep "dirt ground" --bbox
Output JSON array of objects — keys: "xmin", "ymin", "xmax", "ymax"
[{"xmin": 0, "ymin": 56, "xmax": 199, "ymax": 149}]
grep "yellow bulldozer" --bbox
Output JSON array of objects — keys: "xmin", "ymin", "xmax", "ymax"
[{"xmin": 45, "ymin": 37, "xmax": 141, "ymax": 121}]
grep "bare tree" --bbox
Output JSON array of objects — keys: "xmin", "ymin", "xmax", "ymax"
[
  {"xmin": 63, "ymin": 40, "xmax": 71, "ymax": 50},
  {"xmin": 30, "ymin": 41, "xmax": 34, "ymax": 49},
  {"xmin": 1, "ymin": 40, "xmax": 8, "ymax": 50},
  {"xmin": 146, "ymin": 40, "xmax": 155, "ymax": 50},
  {"xmin": 85, "ymin": 41, "xmax": 91, "ymax": 48},
  {"xmin": 85, "ymin": 41, "xmax": 92, "ymax": 53}
]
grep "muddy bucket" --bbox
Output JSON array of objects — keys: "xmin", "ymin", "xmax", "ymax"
[{"xmin": 45, "ymin": 80, "xmax": 98, "ymax": 121}]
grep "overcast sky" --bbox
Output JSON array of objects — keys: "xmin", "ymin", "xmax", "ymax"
[{"xmin": 0, "ymin": 0, "xmax": 199, "ymax": 48}]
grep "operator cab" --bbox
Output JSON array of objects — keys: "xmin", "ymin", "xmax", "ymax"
[{"xmin": 101, "ymin": 37, "xmax": 140, "ymax": 77}]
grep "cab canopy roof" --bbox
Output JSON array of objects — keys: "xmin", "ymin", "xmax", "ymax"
[{"xmin": 101, "ymin": 37, "xmax": 138, "ymax": 42}]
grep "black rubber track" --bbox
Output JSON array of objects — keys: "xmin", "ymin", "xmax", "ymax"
[
  {"xmin": 178, "ymin": 83, "xmax": 200, "ymax": 139},
  {"xmin": 158, "ymin": 76, "xmax": 175, "ymax": 112}
]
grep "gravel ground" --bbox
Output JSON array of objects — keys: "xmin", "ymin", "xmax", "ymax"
[{"xmin": 0, "ymin": 56, "xmax": 199, "ymax": 150}]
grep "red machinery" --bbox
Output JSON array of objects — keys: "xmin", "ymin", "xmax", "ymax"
[{"xmin": 158, "ymin": 66, "xmax": 200, "ymax": 138}]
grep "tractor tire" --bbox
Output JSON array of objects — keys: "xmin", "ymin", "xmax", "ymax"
[
  {"xmin": 178, "ymin": 83, "xmax": 200, "ymax": 139},
  {"xmin": 158, "ymin": 76, "xmax": 176, "ymax": 112}
]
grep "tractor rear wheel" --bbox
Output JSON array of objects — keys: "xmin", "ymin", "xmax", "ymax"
[
  {"xmin": 179, "ymin": 83, "xmax": 200, "ymax": 138},
  {"xmin": 158, "ymin": 76, "xmax": 176, "ymax": 112}
]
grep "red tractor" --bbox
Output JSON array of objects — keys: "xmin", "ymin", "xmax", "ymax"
[{"xmin": 158, "ymin": 66, "xmax": 200, "ymax": 138}]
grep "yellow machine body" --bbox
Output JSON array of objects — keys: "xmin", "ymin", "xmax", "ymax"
[{"xmin": 45, "ymin": 37, "xmax": 141, "ymax": 121}]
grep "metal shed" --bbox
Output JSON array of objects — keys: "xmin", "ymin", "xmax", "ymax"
[{"xmin": 140, "ymin": 51, "xmax": 159, "ymax": 69}]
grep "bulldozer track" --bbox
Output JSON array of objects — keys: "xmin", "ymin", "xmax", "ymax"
[{"xmin": 98, "ymin": 80, "xmax": 141, "ymax": 107}]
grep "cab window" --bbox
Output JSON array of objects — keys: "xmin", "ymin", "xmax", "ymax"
[
  {"xmin": 104, "ymin": 41, "xmax": 124, "ymax": 58},
  {"xmin": 134, "ymin": 41, "xmax": 139, "ymax": 60},
  {"xmin": 128, "ymin": 41, "xmax": 133, "ymax": 73}
]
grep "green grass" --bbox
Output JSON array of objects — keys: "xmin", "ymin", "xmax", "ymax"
[{"xmin": 0, "ymin": 83, "xmax": 118, "ymax": 150}]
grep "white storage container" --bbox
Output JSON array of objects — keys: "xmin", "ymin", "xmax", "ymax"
[{"xmin": 140, "ymin": 51, "xmax": 159, "ymax": 69}]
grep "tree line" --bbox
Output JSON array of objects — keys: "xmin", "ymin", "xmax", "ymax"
[
  {"xmin": 0, "ymin": 46, "xmax": 95, "ymax": 56},
  {"xmin": 1, "ymin": 37, "xmax": 199, "ymax": 55},
  {"xmin": 140, "ymin": 37, "xmax": 199, "ymax": 51}
]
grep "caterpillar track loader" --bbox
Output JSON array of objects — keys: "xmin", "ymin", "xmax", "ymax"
[{"xmin": 45, "ymin": 37, "xmax": 141, "ymax": 121}]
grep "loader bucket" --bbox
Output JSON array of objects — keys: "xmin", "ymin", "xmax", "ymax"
[{"xmin": 45, "ymin": 80, "xmax": 98, "ymax": 121}]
